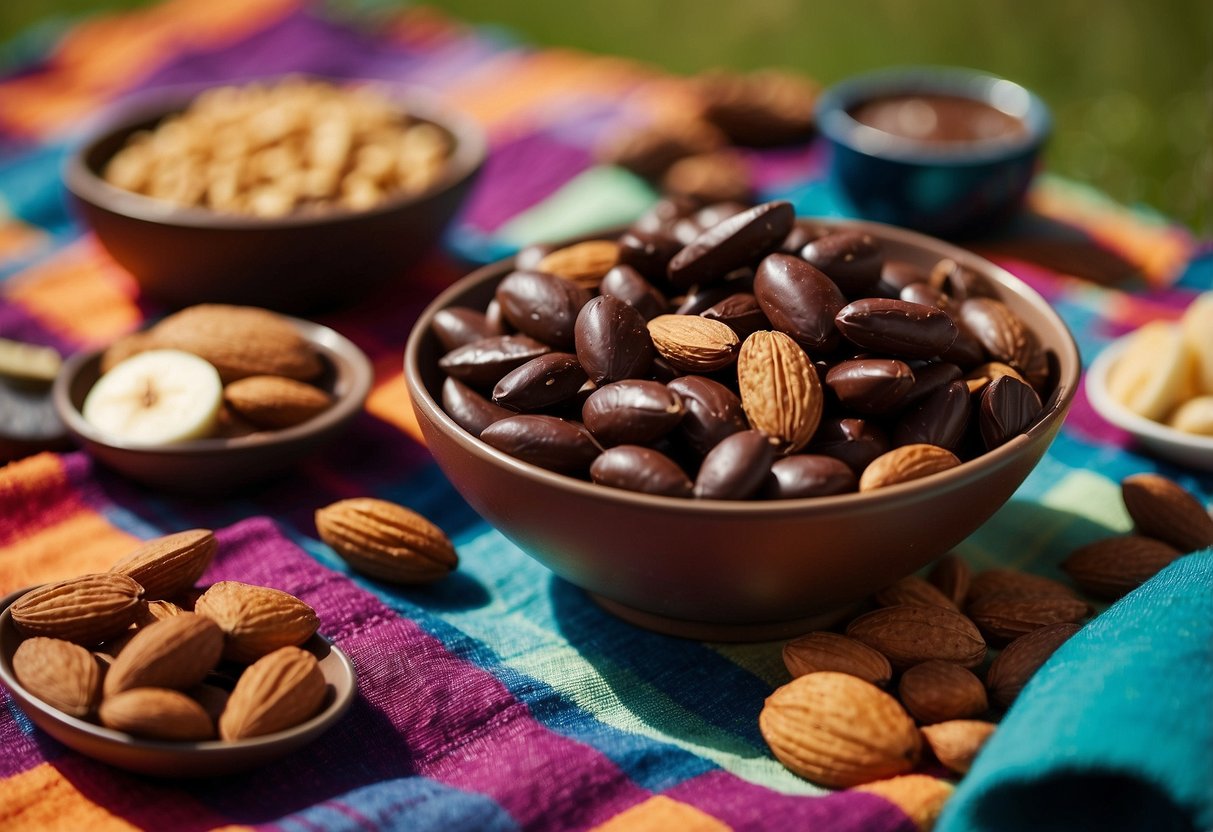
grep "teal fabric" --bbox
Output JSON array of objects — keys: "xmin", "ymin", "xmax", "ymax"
[{"xmin": 939, "ymin": 550, "xmax": 1213, "ymax": 832}]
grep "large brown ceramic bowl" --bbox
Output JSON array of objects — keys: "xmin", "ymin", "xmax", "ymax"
[
  {"xmin": 52, "ymin": 315, "xmax": 373, "ymax": 495},
  {"xmin": 0, "ymin": 588, "xmax": 357, "ymax": 778},
  {"xmin": 404, "ymin": 220, "xmax": 1080, "ymax": 640},
  {"xmin": 64, "ymin": 82, "xmax": 485, "ymax": 311}
]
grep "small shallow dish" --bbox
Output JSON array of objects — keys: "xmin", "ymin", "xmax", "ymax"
[
  {"xmin": 64, "ymin": 81, "xmax": 486, "ymax": 311},
  {"xmin": 1085, "ymin": 332, "xmax": 1213, "ymax": 471},
  {"xmin": 52, "ymin": 315, "xmax": 373, "ymax": 494},
  {"xmin": 404, "ymin": 219, "xmax": 1081, "ymax": 641},
  {"xmin": 815, "ymin": 67, "xmax": 1051, "ymax": 238},
  {"xmin": 0, "ymin": 588, "xmax": 356, "ymax": 778}
]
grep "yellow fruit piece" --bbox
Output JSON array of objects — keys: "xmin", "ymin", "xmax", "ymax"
[
  {"xmin": 1169, "ymin": 395, "xmax": 1213, "ymax": 436},
  {"xmin": 1181, "ymin": 293, "xmax": 1213, "ymax": 395},
  {"xmin": 1106, "ymin": 322, "xmax": 1193, "ymax": 421}
]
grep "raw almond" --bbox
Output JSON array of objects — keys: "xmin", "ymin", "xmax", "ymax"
[
  {"xmin": 646, "ymin": 314, "xmax": 740, "ymax": 373},
  {"xmin": 141, "ymin": 599, "xmax": 188, "ymax": 623},
  {"xmin": 858, "ymin": 444, "xmax": 960, "ymax": 492},
  {"xmin": 920, "ymin": 719, "xmax": 997, "ymax": 775},
  {"xmin": 12, "ymin": 637, "xmax": 102, "ymax": 717},
  {"xmin": 873, "ymin": 575, "xmax": 959, "ymax": 612},
  {"xmin": 965, "ymin": 569, "xmax": 1077, "ymax": 606},
  {"xmin": 898, "ymin": 660, "xmax": 988, "ymax": 724},
  {"xmin": 965, "ymin": 593, "xmax": 1090, "ymax": 644},
  {"xmin": 109, "ymin": 529, "xmax": 216, "ymax": 600},
  {"xmin": 536, "ymin": 241, "xmax": 621, "ymax": 289},
  {"xmin": 10, "ymin": 574, "xmax": 143, "ymax": 645},
  {"xmin": 194, "ymin": 581, "xmax": 319, "ymax": 663},
  {"xmin": 737, "ymin": 330, "xmax": 822, "ymax": 453},
  {"xmin": 223, "ymin": 375, "xmax": 333, "ymax": 429},
  {"xmin": 1121, "ymin": 473, "xmax": 1213, "ymax": 553},
  {"xmin": 781, "ymin": 632, "xmax": 892, "ymax": 687},
  {"xmin": 219, "ymin": 646, "xmax": 326, "ymax": 740},
  {"xmin": 854, "ymin": 775, "xmax": 954, "ymax": 831},
  {"xmin": 845, "ymin": 604, "xmax": 986, "ymax": 669},
  {"xmin": 144, "ymin": 304, "xmax": 323, "ymax": 383},
  {"xmin": 1061, "ymin": 535, "xmax": 1182, "ymax": 600},
  {"xmin": 315, "ymin": 497, "xmax": 458, "ymax": 584},
  {"xmin": 103, "ymin": 613, "xmax": 224, "ymax": 696},
  {"xmin": 985, "ymin": 622, "xmax": 1080, "ymax": 709},
  {"xmin": 758, "ymin": 671, "xmax": 920, "ymax": 788},
  {"xmin": 99, "ymin": 688, "xmax": 214, "ymax": 741},
  {"xmin": 927, "ymin": 554, "xmax": 971, "ymax": 607},
  {"xmin": 963, "ymin": 361, "xmax": 1028, "ymax": 396}
]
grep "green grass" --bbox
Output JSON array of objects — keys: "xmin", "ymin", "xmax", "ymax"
[{"xmin": 4, "ymin": 0, "xmax": 1210, "ymax": 234}]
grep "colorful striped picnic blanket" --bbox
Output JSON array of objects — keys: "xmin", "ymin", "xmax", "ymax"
[{"xmin": 1, "ymin": 2, "xmax": 1211, "ymax": 830}]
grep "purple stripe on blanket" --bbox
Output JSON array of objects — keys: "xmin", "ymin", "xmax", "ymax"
[
  {"xmin": 666, "ymin": 768, "xmax": 915, "ymax": 832},
  {"xmin": 459, "ymin": 133, "xmax": 592, "ymax": 233},
  {"xmin": 0, "ymin": 301, "xmax": 79, "ymax": 353}
]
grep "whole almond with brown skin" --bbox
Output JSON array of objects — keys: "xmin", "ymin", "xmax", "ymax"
[
  {"xmin": 647, "ymin": 314, "xmax": 740, "ymax": 373},
  {"xmin": 223, "ymin": 375, "xmax": 333, "ymax": 429},
  {"xmin": 928, "ymin": 554, "xmax": 972, "ymax": 607},
  {"xmin": 194, "ymin": 581, "xmax": 319, "ymax": 663},
  {"xmin": 759, "ymin": 671, "xmax": 921, "ymax": 788},
  {"xmin": 11, "ymin": 574, "xmax": 143, "ymax": 645},
  {"xmin": 103, "ymin": 613, "xmax": 224, "ymax": 696},
  {"xmin": 966, "ymin": 569, "xmax": 1077, "ymax": 606},
  {"xmin": 1121, "ymin": 473, "xmax": 1213, "ymax": 553},
  {"xmin": 110, "ymin": 529, "xmax": 216, "ymax": 600},
  {"xmin": 12, "ymin": 637, "xmax": 102, "ymax": 717},
  {"xmin": 99, "ymin": 688, "xmax": 214, "ymax": 741},
  {"xmin": 873, "ymin": 575, "xmax": 959, "ymax": 612},
  {"xmin": 145, "ymin": 304, "xmax": 323, "ymax": 383},
  {"xmin": 738, "ymin": 330, "xmax": 822, "ymax": 452},
  {"xmin": 537, "ymin": 241, "xmax": 621, "ymax": 289},
  {"xmin": 859, "ymin": 444, "xmax": 960, "ymax": 492},
  {"xmin": 782, "ymin": 632, "xmax": 892, "ymax": 687},
  {"xmin": 1062, "ymin": 535, "xmax": 1182, "ymax": 600},
  {"xmin": 141, "ymin": 599, "xmax": 187, "ymax": 623},
  {"xmin": 920, "ymin": 719, "xmax": 997, "ymax": 775},
  {"xmin": 219, "ymin": 646, "xmax": 326, "ymax": 740},
  {"xmin": 963, "ymin": 361, "xmax": 1029, "ymax": 396},
  {"xmin": 315, "ymin": 497, "xmax": 458, "ymax": 584},
  {"xmin": 854, "ymin": 775, "xmax": 953, "ymax": 831},
  {"xmin": 898, "ymin": 660, "xmax": 988, "ymax": 724},
  {"xmin": 846, "ymin": 604, "xmax": 986, "ymax": 669},
  {"xmin": 966, "ymin": 593, "xmax": 1090, "ymax": 644},
  {"xmin": 985, "ymin": 622, "xmax": 1080, "ymax": 709}
]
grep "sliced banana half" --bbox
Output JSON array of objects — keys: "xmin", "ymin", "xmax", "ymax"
[
  {"xmin": 1181, "ymin": 292, "xmax": 1213, "ymax": 395},
  {"xmin": 83, "ymin": 349, "xmax": 223, "ymax": 445},
  {"xmin": 1106, "ymin": 322, "xmax": 1194, "ymax": 422}
]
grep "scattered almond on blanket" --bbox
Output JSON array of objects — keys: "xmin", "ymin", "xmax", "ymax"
[
  {"xmin": 315, "ymin": 497, "xmax": 458, "ymax": 584},
  {"xmin": 6, "ymin": 529, "xmax": 330, "ymax": 746}
]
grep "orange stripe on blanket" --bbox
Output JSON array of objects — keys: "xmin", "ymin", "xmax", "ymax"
[
  {"xmin": 366, "ymin": 355, "xmax": 424, "ymax": 443},
  {"xmin": 0, "ymin": 0, "xmax": 297, "ymax": 139},
  {"xmin": 0, "ymin": 221, "xmax": 48, "ymax": 266},
  {"xmin": 590, "ymin": 796, "xmax": 731, "ymax": 832},
  {"xmin": 447, "ymin": 49, "xmax": 651, "ymax": 129},
  {"xmin": 4, "ymin": 240, "xmax": 141, "ymax": 346},
  {"xmin": 0, "ymin": 764, "xmax": 142, "ymax": 832},
  {"xmin": 0, "ymin": 454, "xmax": 78, "ymax": 547},
  {"xmin": 0, "ymin": 511, "xmax": 140, "ymax": 596}
]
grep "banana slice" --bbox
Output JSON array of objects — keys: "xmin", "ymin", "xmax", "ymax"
[
  {"xmin": 1106, "ymin": 321, "xmax": 1194, "ymax": 422},
  {"xmin": 1169, "ymin": 395, "xmax": 1213, "ymax": 436},
  {"xmin": 0, "ymin": 338, "xmax": 61, "ymax": 383},
  {"xmin": 83, "ymin": 350, "xmax": 223, "ymax": 445},
  {"xmin": 1181, "ymin": 292, "xmax": 1213, "ymax": 395}
]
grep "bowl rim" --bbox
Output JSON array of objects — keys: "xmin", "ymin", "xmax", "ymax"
[
  {"xmin": 814, "ymin": 65, "xmax": 1052, "ymax": 165},
  {"xmin": 1085, "ymin": 328, "xmax": 1213, "ymax": 452},
  {"xmin": 63, "ymin": 76, "xmax": 488, "ymax": 230},
  {"xmin": 0, "ymin": 586, "xmax": 357, "ymax": 753},
  {"xmin": 51, "ymin": 313, "xmax": 374, "ymax": 455},
  {"xmin": 404, "ymin": 216, "xmax": 1082, "ymax": 516}
]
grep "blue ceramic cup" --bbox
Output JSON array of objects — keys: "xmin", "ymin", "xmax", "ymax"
[{"xmin": 815, "ymin": 67, "xmax": 1051, "ymax": 238}]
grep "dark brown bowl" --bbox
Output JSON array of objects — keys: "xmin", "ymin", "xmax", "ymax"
[
  {"xmin": 52, "ymin": 315, "xmax": 373, "ymax": 495},
  {"xmin": 404, "ymin": 220, "xmax": 1081, "ymax": 641},
  {"xmin": 64, "ymin": 83, "xmax": 486, "ymax": 311},
  {"xmin": 0, "ymin": 587, "xmax": 357, "ymax": 778}
]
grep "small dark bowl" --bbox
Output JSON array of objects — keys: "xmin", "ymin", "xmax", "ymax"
[
  {"xmin": 64, "ymin": 83, "xmax": 486, "ymax": 311},
  {"xmin": 404, "ymin": 220, "xmax": 1080, "ymax": 641},
  {"xmin": 0, "ymin": 587, "xmax": 357, "ymax": 778},
  {"xmin": 815, "ymin": 67, "xmax": 1051, "ymax": 238},
  {"xmin": 52, "ymin": 315, "xmax": 372, "ymax": 495}
]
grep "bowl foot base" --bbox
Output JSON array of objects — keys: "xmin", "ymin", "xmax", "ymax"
[{"xmin": 589, "ymin": 594, "xmax": 859, "ymax": 642}]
